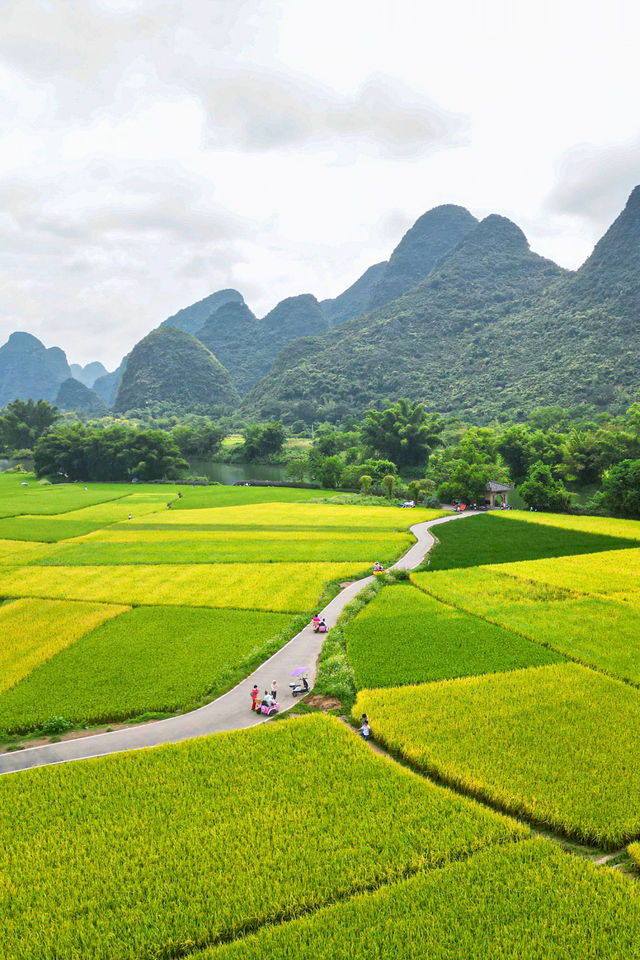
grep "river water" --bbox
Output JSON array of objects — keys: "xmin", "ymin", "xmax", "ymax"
[{"xmin": 189, "ymin": 460, "xmax": 290, "ymax": 484}]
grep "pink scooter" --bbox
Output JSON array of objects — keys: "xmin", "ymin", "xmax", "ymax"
[{"xmin": 257, "ymin": 695, "xmax": 280, "ymax": 716}]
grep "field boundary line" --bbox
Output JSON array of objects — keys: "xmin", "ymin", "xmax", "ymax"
[
  {"xmin": 337, "ymin": 717, "xmax": 638, "ymax": 865},
  {"xmin": 410, "ymin": 574, "xmax": 640, "ymax": 690},
  {"xmin": 0, "ymin": 512, "xmax": 473, "ymax": 775}
]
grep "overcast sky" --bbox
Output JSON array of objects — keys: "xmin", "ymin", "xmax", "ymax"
[{"xmin": 1, "ymin": 0, "xmax": 639, "ymax": 368}]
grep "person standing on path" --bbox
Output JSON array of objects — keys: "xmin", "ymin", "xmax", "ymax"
[
  {"xmin": 250, "ymin": 685, "xmax": 259, "ymax": 711},
  {"xmin": 270, "ymin": 680, "xmax": 278, "ymax": 702},
  {"xmin": 360, "ymin": 719, "xmax": 371, "ymax": 742}
]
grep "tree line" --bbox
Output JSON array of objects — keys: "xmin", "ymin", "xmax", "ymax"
[{"xmin": 3, "ymin": 396, "xmax": 640, "ymax": 517}]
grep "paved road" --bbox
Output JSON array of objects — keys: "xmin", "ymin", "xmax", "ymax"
[{"xmin": 0, "ymin": 512, "xmax": 471, "ymax": 776}]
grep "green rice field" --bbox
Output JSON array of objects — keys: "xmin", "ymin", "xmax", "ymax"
[
  {"xmin": 0, "ymin": 476, "xmax": 427, "ymax": 734},
  {"xmin": 3, "ymin": 472, "xmax": 640, "ymax": 958},
  {"xmin": 344, "ymin": 581, "xmax": 562, "ymax": 689},
  {"xmin": 0, "ymin": 606, "xmax": 292, "ymax": 732},
  {"xmin": 204, "ymin": 839, "xmax": 639, "ymax": 960},
  {"xmin": 0, "ymin": 715, "xmax": 523, "ymax": 960}
]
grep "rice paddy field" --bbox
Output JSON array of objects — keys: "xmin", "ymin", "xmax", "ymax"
[
  {"xmin": 3, "ymin": 472, "xmax": 640, "ymax": 959},
  {"xmin": 344, "ymin": 581, "xmax": 562, "ymax": 688},
  {"xmin": 354, "ymin": 662, "xmax": 640, "ymax": 848},
  {"xmin": 0, "ymin": 716, "xmax": 524, "ymax": 960},
  {"xmin": 0, "ymin": 475, "xmax": 437, "ymax": 735},
  {"xmin": 204, "ymin": 840, "xmax": 640, "ymax": 960}
]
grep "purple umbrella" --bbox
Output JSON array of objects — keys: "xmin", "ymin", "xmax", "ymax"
[{"xmin": 290, "ymin": 666, "xmax": 308, "ymax": 677}]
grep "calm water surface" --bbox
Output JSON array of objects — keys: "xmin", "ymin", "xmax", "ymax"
[{"xmin": 189, "ymin": 460, "xmax": 290, "ymax": 484}]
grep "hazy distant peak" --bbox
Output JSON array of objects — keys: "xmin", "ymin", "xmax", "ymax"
[{"xmin": 6, "ymin": 331, "xmax": 44, "ymax": 349}]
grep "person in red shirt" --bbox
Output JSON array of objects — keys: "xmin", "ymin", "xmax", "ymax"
[{"xmin": 250, "ymin": 684, "xmax": 260, "ymax": 711}]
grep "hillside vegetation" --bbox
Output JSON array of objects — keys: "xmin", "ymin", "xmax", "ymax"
[{"xmin": 242, "ymin": 189, "xmax": 640, "ymax": 423}]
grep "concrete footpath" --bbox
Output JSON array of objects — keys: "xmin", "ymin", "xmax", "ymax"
[{"xmin": 0, "ymin": 512, "xmax": 471, "ymax": 776}]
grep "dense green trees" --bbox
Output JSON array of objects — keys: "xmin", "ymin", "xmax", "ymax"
[
  {"xmin": 600, "ymin": 460, "xmax": 640, "ymax": 519},
  {"xmin": 171, "ymin": 419, "xmax": 226, "ymax": 458},
  {"xmin": 242, "ymin": 421, "xmax": 286, "ymax": 461},
  {"xmin": 0, "ymin": 399, "xmax": 59, "ymax": 454},
  {"xmin": 362, "ymin": 400, "xmax": 443, "ymax": 467},
  {"xmin": 518, "ymin": 462, "xmax": 571, "ymax": 512},
  {"xmin": 34, "ymin": 425, "xmax": 188, "ymax": 481}
]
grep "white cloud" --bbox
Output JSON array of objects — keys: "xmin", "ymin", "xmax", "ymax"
[{"xmin": 0, "ymin": 0, "xmax": 639, "ymax": 365}]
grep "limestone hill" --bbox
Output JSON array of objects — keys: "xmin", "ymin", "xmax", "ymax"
[{"xmin": 114, "ymin": 326, "xmax": 239, "ymax": 415}]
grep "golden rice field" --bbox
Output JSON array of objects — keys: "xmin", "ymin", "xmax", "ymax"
[
  {"xmin": 0, "ymin": 598, "xmax": 129, "ymax": 696},
  {"xmin": 0, "ymin": 716, "xmax": 524, "ymax": 960},
  {"xmin": 204, "ymin": 839, "xmax": 640, "ymax": 960},
  {"xmin": 0, "ymin": 560, "xmax": 370, "ymax": 611},
  {"xmin": 489, "ymin": 546, "xmax": 640, "ymax": 603},
  {"xmin": 122, "ymin": 501, "xmax": 444, "ymax": 530},
  {"xmin": 354, "ymin": 660, "xmax": 640, "ymax": 848},
  {"xmin": 411, "ymin": 564, "xmax": 640, "ymax": 684}
]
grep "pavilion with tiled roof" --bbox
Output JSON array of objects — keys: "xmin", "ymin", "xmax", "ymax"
[{"xmin": 485, "ymin": 480, "xmax": 515, "ymax": 508}]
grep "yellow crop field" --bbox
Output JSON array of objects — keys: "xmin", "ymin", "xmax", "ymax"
[
  {"xmin": 0, "ymin": 597, "xmax": 129, "ymax": 695},
  {"xmin": 412, "ymin": 565, "xmax": 640, "ymax": 684},
  {"xmin": 492, "ymin": 509, "xmax": 640, "ymax": 542},
  {"xmin": 0, "ymin": 715, "xmax": 524, "ymax": 960},
  {"xmin": 78, "ymin": 526, "xmax": 413, "ymax": 545},
  {"xmin": 0, "ymin": 561, "xmax": 370, "ymax": 611},
  {"xmin": 490, "ymin": 547, "xmax": 640, "ymax": 603},
  {"xmin": 355, "ymin": 662, "xmax": 640, "ymax": 847},
  {"xmin": 124, "ymin": 502, "xmax": 445, "ymax": 531},
  {"xmin": 0, "ymin": 539, "xmax": 51, "ymax": 563}
]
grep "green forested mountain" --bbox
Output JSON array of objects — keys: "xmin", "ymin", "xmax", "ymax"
[
  {"xmin": 194, "ymin": 301, "xmax": 261, "ymax": 395},
  {"xmin": 4, "ymin": 190, "xmax": 640, "ymax": 422},
  {"xmin": 114, "ymin": 326, "xmax": 239, "ymax": 414},
  {"xmin": 239, "ymin": 214, "xmax": 575, "ymax": 422},
  {"xmin": 194, "ymin": 294, "xmax": 330, "ymax": 394},
  {"xmin": 319, "ymin": 261, "xmax": 387, "ymax": 326},
  {"xmin": 161, "ymin": 288, "xmax": 245, "ymax": 336},
  {"xmin": 56, "ymin": 378, "xmax": 108, "ymax": 417},
  {"xmin": 0, "ymin": 332, "xmax": 71, "ymax": 407},
  {"xmin": 242, "ymin": 189, "xmax": 640, "ymax": 423},
  {"xmin": 366, "ymin": 204, "xmax": 479, "ymax": 310},
  {"xmin": 568, "ymin": 184, "xmax": 640, "ymax": 314}
]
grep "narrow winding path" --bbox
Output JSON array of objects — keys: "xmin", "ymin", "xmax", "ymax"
[{"xmin": 0, "ymin": 512, "xmax": 471, "ymax": 776}]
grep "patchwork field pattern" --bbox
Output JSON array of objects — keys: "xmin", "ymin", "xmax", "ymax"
[
  {"xmin": 0, "ymin": 480, "xmax": 426, "ymax": 731},
  {"xmin": 0, "ymin": 715, "xmax": 524, "ymax": 960},
  {"xmin": 0, "ymin": 598, "xmax": 129, "ymax": 697},
  {"xmin": 0, "ymin": 606, "xmax": 291, "ymax": 732},
  {"xmin": 412, "ymin": 561, "xmax": 640, "ymax": 685},
  {"xmin": 204, "ymin": 839, "xmax": 640, "ymax": 960},
  {"xmin": 355, "ymin": 662, "xmax": 640, "ymax": 848},
  {"xmin": 426, "ymin": 512, "xmax": 640, "ymax": 571},
  {"xmin": 344, "ymin": 582, "xmax": 562, "ymax": 689}
]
